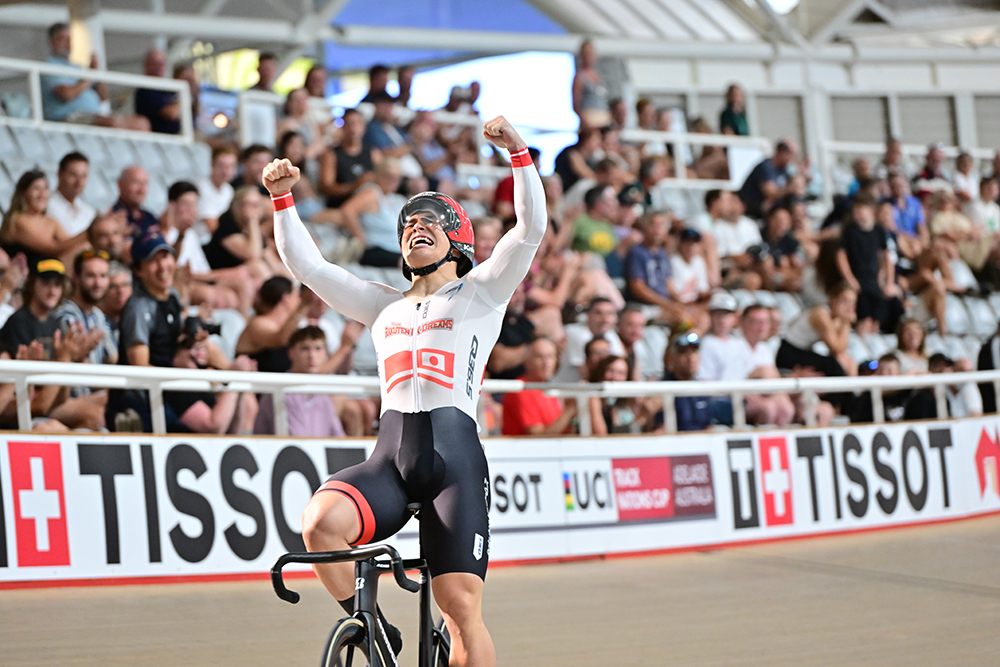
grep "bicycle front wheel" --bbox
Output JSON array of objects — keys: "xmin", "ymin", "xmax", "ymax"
[
  {"xmin": 321, "ymin": 617, "xmax": 366, "ymax": 667},
  {"xmin": 431, "ymin": 618, "xmax": 450, "ymax": 667}
]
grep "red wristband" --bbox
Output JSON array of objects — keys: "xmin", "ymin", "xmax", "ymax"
[
  {"xmin": 510, "ymin": 148, "xmax": 532, "ymax": 169},
  {"xmin": 271, "ymin": 191, "xmax": 294, "ymax": 211}
]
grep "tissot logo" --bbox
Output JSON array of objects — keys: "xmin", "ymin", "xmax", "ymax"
[
  {"xmin": 975, "ymin": 427, "xmax": 1000, "ymax": 498},
  {"xmin": 758, "ymin": 437, "xmax": 793, "ymax": 526},
  {"xmin": 8, "ymin": 442, "xmax": 70, "ymax": 567}
]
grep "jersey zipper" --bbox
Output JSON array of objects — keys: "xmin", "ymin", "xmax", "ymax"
[{"xmin": 411, "ymin": 301, "xmax": 421, "ymax": 411}]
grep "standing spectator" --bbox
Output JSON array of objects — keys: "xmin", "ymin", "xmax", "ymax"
[
  {"xmin": 572, "ymin": 40, "xmax": 610, "ymax": 130},
  {"xmin": 662, "ymin": 331, "xmax": 712, "ymax": 432},
  {"xmin": 98, "ymin": 260, "xmax": 132, "ymax": 335},
  {"xmin": 362, "ymin": 64, "xmax": 391, "ymax": 103},
  {"xmin": 738, "ymin": 141, "xmax": 798, "ymax": 220},
  {"xmin": 501, "ymin": 337, "xmax": 577, "ymax": 436},
  {"xmin": 339, "ymin": 158, "xmax": 406, "ymax": 268},
  {"xmin": 134, "ymin": 50, "xmax": 180, "ymax": 134},
  {"xmin": 952, "ymin": 152, "xmax": 979, "ymax": 204},
  {"xmin": 254, "ymin": 326, "xmax": 348, "ymax": 437},
  {"xmin": 719, "ymin": 84, "xmax": 748, "ymax": 136},
  {"xmin": 319, "ymin": 108, "xmax": 379, "ymax": 208},
  {"xmin": 396, "ymin": 65, "xmax": 416, "ymax": 108},
  {"xmin": 231, "ymin": 144, "xmax": 274, "ymax": 196},
  {"xmin": 197, "ymin": 146, "xmax": 238, "ymax": 231},
  {"xmin": 86, "ymin": 212, "xmax": 126, "ymax": 262},
  {"xmin": 837, "ymin": 193, "xmax": 904, "ymax": 334},
  {"xmin": 40, "ymin": 23, "xmax": 148, "ymax": 130},
  {"xmin": 0, "ymin": 170, "xmax": 90, "ymax": 266},
  {"xmin": 776, "ymin": 283, "xmax": 857, "ymax": 378},
  {"xmin": 235, "ymin": 276, "xmax": 310, "ymax": 373},
  {"xmin": 251, "ymin": 53, "xmax": 277, "ymax": 92},
  {"xmin": 47, "ymin": 152, "xmax": 96, "ymax": 237},
  {"xmin": 555, "ymin": 297, "xmax": 625, "ymax": 382},
  {"xmin": 113, "ymin": 166, "xmax": 158, "ymax": 234}
]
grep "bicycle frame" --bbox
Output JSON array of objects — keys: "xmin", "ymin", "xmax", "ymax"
[{"xmin": 271, "ymin": 544, "xmax": 440, "ymax": 667}]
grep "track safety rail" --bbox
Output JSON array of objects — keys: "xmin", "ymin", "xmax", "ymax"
[
  {"xmin": 0, "ymin": 55, "xmax": 194, "ymax": 142},
  {"xmin": 0, "ymin": 360, "xmax": 995, "ymax": 436}
]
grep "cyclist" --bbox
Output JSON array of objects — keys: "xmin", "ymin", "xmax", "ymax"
[{"xmin": 265, "ymin": 115, "xmax": 544, "ymax": 667}]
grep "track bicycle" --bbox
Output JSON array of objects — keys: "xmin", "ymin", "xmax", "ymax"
[{"xmin": 271, "ymin": 503, "xmax": 450, "ymax": 667}]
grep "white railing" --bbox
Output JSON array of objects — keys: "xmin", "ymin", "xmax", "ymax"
[
  {"xmin": 0, "ymin": 55, "xmax": 193, "ymax": 142},
  {"xmin": 0, "ymin": 359, "xmax": 994, "ymax": 436}
]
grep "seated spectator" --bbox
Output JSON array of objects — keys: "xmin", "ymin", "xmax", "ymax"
[
  {"xmin": 895, "ymin": 318, "xmax": 929, "ymax": 374},
  {"xmin": 713, "ymin": 191, "xmax": 763, "ymax": 289},
  {"xmin": 699, "ymin": 298, "xmax": 795, "ymax": 426},
  {"xmin": 623, "ymin": 212, "xmax": 702, "ymax": 330},
  {"xmin": 277, "ymin": 88, "xmax": 328, "ymax": 165},
  {"xmin": 134, "ymin": 50, "xmax": 181, "ymax": 134},
  {"xmin": 0, "ymin": 259, "xmax": 67, "ymax": 360},
  {"xmin": 113, "ymin": 166, "xmax": 158, "ymax": 235},
  {"xmin": 934, "ymin": 354, "xmax": 983, "ymax": 418},
  {"xmin": 231, "ymin": 144, "xmax": 274, "ymax": 197},
  {"xmin": 571, "ymin": 185, "xmax": 621, "ymax": 259},
  {"xmin": 98, "ymin": 260, "xmax": 132, "ymax": 334},
  {"xmin": 0, "ymin": 169, "xmax": 90, "ymax": 266},
  {"xmin": 563, "ymin": 157, "xmax": 629, "ymax": 214},
  {"xmin": 106, "ymin": 230, "xmax": 182, "ymax": 432},
  {"xmin": 501, "ymin": 337, "xmax": 577, "ymax": 436},
  {"xmin": 847, "ymin": 157, "xmax": 871, "ymax": 196},
  {"xmin": 197, "ymin": 146, "xmax": 238, "ymax": 232},
  {"xmin": 837, "ymin": 193, "xmax": 904, "ymax": 334},
  {"xmin": 235, "ymin": 276, "xmax": 310, "ymax": 373},
  {"xmin": 338, "ymin": 158, "xmax": 406, "ymax": 267},
  {"xmin": 758, "ymin": 204, "xmax": 803, "ymax": 292},
  {"xmin": 160, "ymin": 182, "xmax": 254, "ymax": 312},
  {"xmin": 487, "ymin": 282, "xmax": 535, "ymax": 380},
  {"xmin": 254, "ymin": 326, "xmax": 350, "ymax": 437},
  {"xmin": 587, "ymin": 355, "xmax": 653, "ymax": 434},
  {"xmin": 874, "ymin": 138, "xmax": 914, "ymax": 181},
  {"xmin": 776, "ymin": 282, "xmax": 857, "ymax": 379},
  {"xmin": 847, "ymin": 353, "xmax": 913, "ymax": 423},
  {"xmin": 662, "ymin": 331, "xmax": 712, "ymax": 432},
  {"xmin": 887, "ymin": 171, "xmax": 929, "ymax": 245},
  {"xmin": 167, "ymin": 329, "xmax": 257, "ymax": 434},
  {"xmin": 738, "ymin": 140, "xmax": 798, "ymax": 220},
  {"xmin": 363, "ymin": 92, "xmax": 416, "ymax": 171},
  {"xmin": 617, "ymin": 307, "xmax": 661, "ymax": 381},
  {"xmin": 929, "ymin": 189, "xmax": 1000, "ymax": 282},
  {"xmin": 952, "ymin": 152, "xmax": 979, "ymax": 204},
  {"xmin": 964, "ymin": 177, "xmax": 1000, "ymax": 237},
  {"xmin": 670, "ymin": 228, "xmax": 712, "ymax": 311},
  {"xmin": 553, "ymin": 128, "xmax": 602, "ymax": 193},
  {"xmin": 204, "ymin": 186, "xmax": 285, "ymax": 282},
  {"xmin": 251, "ymin": 52, "xmax": 277, "ymax": 92},
  {"xmin": 319, "ymin": 108, "xmax": 379, "ymax": 208},
  {"xmin": 87, "ymin": 211, "xmax": 127, "ymax": 262},
  {"xmin": 719, "ymin": 84, "xmax": 748, "ymax": 136},
  {"xmin": 582, "ymin": 336, "xmax": 613, "ymax": 380},
  {"xmin": 361, "ymin": 64, "xmax": 392, "ymax": 103},
  {"xmin": 572, "ymin": 40, "xmax": 611, "ymax": 130},
  {"xmin": 48, "ymin": 152, "xmax": 96, "ymax": 237},
  {"xmin": 555, "ymin": 297, "xmax": 625, "ymax": 382},
  {"xmin": 40, "ymin": 23, "xmax": 148, "ymax": 131},
  {"xmin": 912, "ymin": 142, "xmax": 952, "ymax": 197}
]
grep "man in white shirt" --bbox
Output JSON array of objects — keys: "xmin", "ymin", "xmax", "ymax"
[
  {"xmin": 554, "ymin": 297, "xmax": 625, "ymax": 382},
  {"xmin": 196, "ymin": 145, "xmax": 238, "ymax": 230},
  {"xmin": 963, "ymin": 178, "xmax": 1000, "ymax": 236},
  {"xmin": 698, "ymin": 294, "xmax": 794, "ymax": 425},
  {"xmin": 713, "ymin": 191, "xmax": 764, "ymax": 290},
  {"xmin": 47, "ymin": 152, "xmax": 96, "ymax": 237}
]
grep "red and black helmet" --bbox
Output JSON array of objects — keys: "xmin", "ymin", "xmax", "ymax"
[{"xmin": 397, "ymin": 191, "xmax": 475, "ymax": 280}]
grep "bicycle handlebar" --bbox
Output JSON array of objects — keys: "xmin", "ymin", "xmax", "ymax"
[{"xmin": 271, "ymin": 544, "xmax": 421, "ymax": 603}]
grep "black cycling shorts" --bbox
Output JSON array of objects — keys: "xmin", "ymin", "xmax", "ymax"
[{"xmin": 320, "ymin": 407, "xmax": 491, "ymax": 580}]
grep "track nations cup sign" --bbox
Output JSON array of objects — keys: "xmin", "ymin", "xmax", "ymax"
[{"xmin": 2, "ymin": 416, "xmax": 1000, "ymax": 585}]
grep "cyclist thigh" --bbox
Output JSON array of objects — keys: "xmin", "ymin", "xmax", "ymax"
[
  {"xmin": 326, "ymin": 444, "xmax": 411, "ymax": 545},
  {"xmin": 422, "ymin": 408, "xmax": 491, "ymax": 580}
]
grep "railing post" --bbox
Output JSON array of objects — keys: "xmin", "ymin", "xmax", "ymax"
[
  {"xmin": 178, "ymin": 85, "xmax": 194, "ymax": 142},
  {"xmin": 576, "ymin": 393, "xmax": 592, "ymax": 436},
  {"xmin": 274, "ymin": 388, "xmax": 289, "ymax": 437},
  {"xmin": 934, "ymin": 384, "xmax": 948, "ymax": 420},
  {"xmin": 803, "ymin": 389, "xmax": 817, "ymax": 427},
  {"xmin": 28, "ymin": 69, "xmax": 43, "ymax": 126},
  {"xmin": 15, "ymin": 377, "xmax": 31, "ymax": 431},
  {"xmin": 871, "ymin": 388, "xmax": 885, "ymax": 423},
  {"xmin": 662, "ymin": 392, "xmax": 677, "ymax": 434},
  {"xmin": 149, "ymin": 385, "xmax": 167, "ymax": 434},
  {"xmin": 732, "ymin": 391, "xmax": 746, "ymax": 429}
]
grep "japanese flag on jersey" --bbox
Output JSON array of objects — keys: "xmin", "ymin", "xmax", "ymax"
[{"xmin": 416, "ymin": 349, "xmax": 455, "ymax": 389}]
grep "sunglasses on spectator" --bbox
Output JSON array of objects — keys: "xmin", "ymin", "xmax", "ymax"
[{"xmin": 79, "ymin": 249, "xmax": 111, "ymax": 262}]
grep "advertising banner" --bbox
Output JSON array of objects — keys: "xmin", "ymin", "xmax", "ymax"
[{"xmin": 2, "ymin": 416, "xmax": 999, "ymax": 586}]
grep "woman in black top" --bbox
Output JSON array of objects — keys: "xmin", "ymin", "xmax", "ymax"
[{"xmin": 319, "ymin": 108, "xmax": 381, "ymax": 208}]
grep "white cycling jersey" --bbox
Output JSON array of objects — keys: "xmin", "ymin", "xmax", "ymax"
[{"xmin": 273, "ymin": 149, "xmax": 545, "ymax": 421}]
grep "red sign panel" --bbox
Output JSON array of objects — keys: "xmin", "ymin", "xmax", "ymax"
[
  {"xmin": 8, "ymin": 441, "xmax": 70, "ymax": 566},
  {"xmin": 758, "ymin": 436, "xmax": 794, "ymax": 526},
  {"xmin": 611, "ymin": 457, "xmax": 674, "ymax": 521}
]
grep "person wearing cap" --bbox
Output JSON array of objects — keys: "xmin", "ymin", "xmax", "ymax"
[
  {"xmin": 501, "ymin": 336, "xmax": 577, "ymax": 436},
  {"xmin": 661, "ymin": 330, "xmax": 712, "ymax": 432},
  {"xmin": 269, "ymin": 115, "xmax": 543, "ymax": 666},
  {"xmin": 0, "ymin": 258, "xmax": 68, "ymax": 359}
]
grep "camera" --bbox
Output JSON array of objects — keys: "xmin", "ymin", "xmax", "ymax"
[{"xmin": 182, "ymin": 316, "xmax": 222, "ymax": 339}]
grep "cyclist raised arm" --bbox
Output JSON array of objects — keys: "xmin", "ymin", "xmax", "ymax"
[{"xmin": 265, "ymin": 116, "xmax": 544, "ymax": 667}]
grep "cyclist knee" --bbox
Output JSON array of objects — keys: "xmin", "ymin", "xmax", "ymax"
[
  {"xmin": 434, "ymin": 580, "xmax": 482, "ymax": 625},
  {"xmin": 302, "ymin": 494, "xmax": 358, "ymax": 550}
]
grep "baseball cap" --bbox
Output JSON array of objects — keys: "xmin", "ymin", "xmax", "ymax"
[
  {"xmin": 32, "ymin": 258, "xmax": 66, "ymax": 278},
  {"xmin": 708, "ymin": 291, "xmax": 737, "ymax": 313},
  {"xmin": 131, "ymin": 228, "xmax": 175, "ymax": 267},
  {"xmin": 679, "ymin": 228, "xmax": 702, "ymax": 243}
]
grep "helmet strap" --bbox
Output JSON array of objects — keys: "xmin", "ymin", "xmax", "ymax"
[{"xmin": 404, "ymin": 251, "xmax": 458, "ymax": 277}]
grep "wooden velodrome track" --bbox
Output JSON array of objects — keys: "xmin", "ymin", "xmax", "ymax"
[{"xmin": 3, "ymin": 514, "xmax": 1000, "ymax": 666}]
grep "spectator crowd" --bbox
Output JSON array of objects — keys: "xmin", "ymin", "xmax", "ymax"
[{"xmin": 1, "ymin": 26, "xmax": 998, "ymax": 436}]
